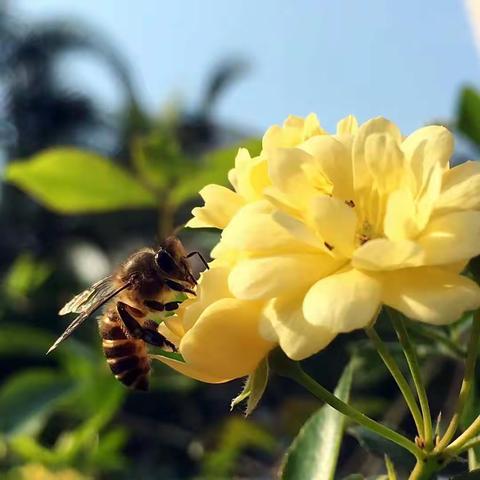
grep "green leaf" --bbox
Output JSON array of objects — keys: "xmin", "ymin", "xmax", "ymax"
[
  {"xmin": 230, "ymin": 357, "xmax": 269, "ymax": 416},
  {"xmin": 348, "ymin": 426, "xmax": 415, "ymax": 471},
  {"xmin": 0, "ymin": 324, "xmax": 55, "ymax": 357},
  {"xmin": 458, "ymin": 87, "xmax": 480, "ymax": 146},
  {"xmin": 201, "ymin": 417, "xmax": 275, "ymax": 479},
  {"xmin": 3, "ymin": 253, "xmax": 52, "ymax": 301},
  {"xmin": 170, "ymin": 138, "xmax": 262, "ymax": 205},
  {"xmin": 5, "ymin": 148, "xmax": 157, "ymax": 213},
  {"xmin": 150, "ymin": 350, "xmax": 185, "ymax": 362},
  {"xmin": 0, "ymin": 369, "xmax": 74, "ymax": 437},
  {"xmin": 132, "ymin": 129, "xmax": 188, "ymax": 191},
  {"xmin": 385, "ymin": 454, "xmax": 397, "ymax": 480},
  {"xmin": 281, "ymin": 360, "xmax": 355, "ymax": 480}
]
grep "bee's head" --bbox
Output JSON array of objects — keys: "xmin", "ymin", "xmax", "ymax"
[{"xmin": 154, "ymin": 237, "xmax": 197, "ymax": 289}]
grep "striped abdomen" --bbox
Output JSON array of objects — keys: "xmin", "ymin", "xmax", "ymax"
[{"xmin": 99, "ymin": 306, "xmax": 150, "ymax": 391}]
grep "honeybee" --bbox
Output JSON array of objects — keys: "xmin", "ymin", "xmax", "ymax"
[{"xmin": 48, "ymin": 236, "xmax": 207, "ymax": 391}]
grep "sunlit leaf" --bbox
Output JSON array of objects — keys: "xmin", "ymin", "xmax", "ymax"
[
  {"xmin": 458, "ymin": 87, "xmax": 480, "ymax": 146},
  {"xmin": 3, "ymin": 253, "xmax": 52, "ymax": 301},
  {"xmin": 171, "ymin": 138, "xmax": 262, "ymax": 204},
  {"xmin": 6, "ymin": 461, "xmax": 91, "ymax": 479},
  {"xmin": 5, "ymin": 148, "xmax": 157, "ymax": 213},
  {"xmin": 281, "ymin": 360, "xmax": 355, "ymax": 480},
  {"xmin": 0, "ymin": 369, "xmax": 74, "ymax": 437},
  {"xmin": 231, "ymin": 357, "xmax": 269, "ymax": 416}
]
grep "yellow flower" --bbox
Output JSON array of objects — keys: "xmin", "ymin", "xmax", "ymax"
[
  {"xmin": 186, "ymin": 114, "xmax": 327, "ymax": 230},
  {"xmin": 187, "ymin": 115, "xmax": 480, "ymax": 362},
  {"xmin": 153, "ymin": 263, "xmax": 274, "ymax": 383}
]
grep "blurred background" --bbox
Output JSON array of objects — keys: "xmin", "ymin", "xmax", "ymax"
[{"xmin": 0, "ymin": 1, "xmax": 479, "ymax": 478}]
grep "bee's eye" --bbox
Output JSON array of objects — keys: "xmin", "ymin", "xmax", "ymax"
[{"xmin": 155, "ymin": 250, "xmax": 177, "ymax": 275}]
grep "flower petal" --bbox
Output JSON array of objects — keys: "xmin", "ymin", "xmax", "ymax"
[
  {"xmin": 298, "ymin": 135, "xmax": 354, "ymax": 201},
  {"xmin": 353, "ymin": 117, "xmax": 402, "ymax": 194},
  {"xmin": 417, "ymin": 211, "xmax": 480, "ymax": 265},
  {"xmin": 262, "ymin": 113, "xmax": 325, "ymax": 154},
  {"xmin": 221, "ymin": 200, "xmax": 319, "ymax": 254},
  {"xmin": 434, "ymin": 161, "xmax": 480, "ymax": 214},
  {"xmin": 179, "ymin": 298, "xmax": 274, "ymax": 380},
  {"xmin": 402, "ymin": 126, "xmax": 453, "ymax": 181},
  {"xmin": 260, "ymin": 295, "xmax": 336, "ymax": 360},
  {"xmin": 187, "ymin": 184, "xmax": 245, "ymax": 229},
  {"xmin": 310, "ymin": 195, "xmax": 357, "ymax": 257},
  {"xmin": 336, "ymin": 115, "xmax": 359, "ymax": 136},
  {"xmin": 384, "ymin": 188, "xmax": 420, "ymax": 240},
  {"xmin": 229, "ymin": 253, "xmax": 343, "ymax": 300},
  {"xmin": 303, "ymin": 268, "xmax": 382, "ymax": 332},
  {"xmin": 352, "ymin": 238, "xmax": 424, "ymax": 271},
  {"xmin": 382, "ymin": 267, "xmax": 480, "ymax": 325},
  {"xmin": 181, "ymin": 264, "xmax": 232, "ymax": 330},
  {"xmin": 267, "ymin": 147, "xmax": 320, "ymax": 211}
]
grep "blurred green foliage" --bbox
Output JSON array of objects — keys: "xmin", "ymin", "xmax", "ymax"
[{"xmin": 1, "ymin": 3, "xmax": 480, "ymax": 478}]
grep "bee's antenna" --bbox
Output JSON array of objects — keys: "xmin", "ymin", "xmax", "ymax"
[{"xmin": 186, "ymin": 251, "xmax": 209, "ymax": 270}]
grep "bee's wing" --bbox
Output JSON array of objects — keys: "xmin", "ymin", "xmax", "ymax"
[
  {"xmin": 59, "ymin": 276, "xmax": 114, "ymax": 315},
  {"xmin": 48, "ymin": 279, "xmax": 132, "ymax": 355}
]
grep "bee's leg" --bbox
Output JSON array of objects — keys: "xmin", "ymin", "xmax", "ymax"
[
  {"xmin": 117, "ymin": 302, "xmax": 176, "ymax": 350},
  {"xmin": 117, "ymin": 302, "xmax": 144, "ymax": 339},
  {"xmin": 144, "ymin": 299, "xmax": 181, "ymax": 312},
  {"xmin": 165, "ymin": 279, "xmax": 196, "ymax": 296},
  {"xmin": 142, "ymin": 319, "xmax": 177, "ymax": 351}
]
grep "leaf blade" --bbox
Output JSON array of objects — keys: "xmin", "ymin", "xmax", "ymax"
[
  {"xmin": 281, "ymin": 361, "xmax": 355, "ymax": 480},
  {"xmin": 5, "ymin": 148, "xmax": 157, "ymax": 213}
]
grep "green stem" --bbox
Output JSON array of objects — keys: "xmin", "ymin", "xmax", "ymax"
[
  {"xmin": 457, "ymin": 435, "xmax": 480, "ymax": 454},
  {"xmin": 408, "ymin": 457, "xmax": 443, "ymax": 480},
  {"xmin": 388, "ymin": 308, "xmax": 434, "ymax": 451},
  {"xmin": 269, "ymin": 349, "xmax": 424, "ymax": 460},
  {"xmin": 365, "ymin": 327, "xmax": 424, "ymax": 437},
  {"xmin": 435, "ymin": 311, "xmax": 480, "ymax": 452}
]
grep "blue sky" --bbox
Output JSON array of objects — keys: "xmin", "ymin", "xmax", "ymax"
[{"xmin": 14, "ymin": 0, "xmax": 480, "ymax": 135}]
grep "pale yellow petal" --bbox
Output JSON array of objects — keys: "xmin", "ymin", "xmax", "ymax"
[
  {"xmin": 267, "ymin": 147, "xmax": 318, "ymax": 211},
  {"xmin": 151, "ymin": 355, "xmax": 229, "ymax": 383},
  {"xmin": 180, "ymin": 298, "xmax": 274, "ymax": 380},
  {"xmin": 228, "ymin": 253, "xmax": 343, "ymax": 300},
  {"xmin": 352, "ymin": 238, "xmax": 424, "ymax": 271},
  {"xmin": 262, "ymin": 114, "xmax": 325, "ymax": 154},
  {"xmin": 402, "ymin": 126, "xmax": 453, "ymax": 228},
  {"xmin": 435, "ymin": 161, "xmax": 480, "ymax": 214},
  {"xmin": 232, "ymin": 149, "xmax": 269, "ymax": 201},
  {"xmin": 382, "ymin": 267, "xmax": 480, "ymax": 325},
  {"xmin": 260, "ymin": 296, "xmax": 336, "ymax": 360},
  {"xmin": 181, "ymin": 264, "xmax": 232, "ymax": 330},
  {"xmin": 303, "ymin": 268, "xmax": 382, "ymax": 332},
  {"xmin": 364, "ymin": 133, "xmax": 405, "ymax": 194},
  {"xmin": 384, "ymin": 188, "xmax": 420, "ymax": 240},
  {"xmin": 310, "ymin": 196, "xmax": 358, "ymax": 257},
  {"xmin": 272, "ymin": 210, "xmax": 329, "ymax": 250},
  {"xmin": 417, "ymin": 210, "xmax": 480, "ymax": 265},
  {"xmin": 187, "ymin": 184, "xmax": 245, "ymax": 229},
  {"xmin": 353, "ymin": 117, "xmax": 402, "ymax": 194},
  {"xmin": 402, "ymin": 125, "xmax": 453, "ymax": 179},
  {"xmin": 298, "ymin": 135, "xmax": 354, "ymax": 201},
  {"xmin": 221, "ymin": 200, "xmax": 319, "ymax": 254},
  {"xmin": 336, "ymin": 115, "xmax": 359, "ymax": 135}
]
